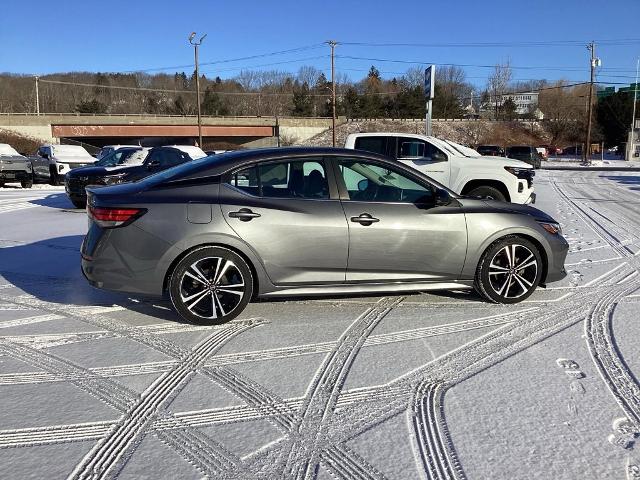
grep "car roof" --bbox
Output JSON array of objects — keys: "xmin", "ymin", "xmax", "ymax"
[{"xmin": 151, "ymin": 145, "xmax": 207, "ymax": 159}]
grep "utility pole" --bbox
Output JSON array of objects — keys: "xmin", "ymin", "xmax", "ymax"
[
  {"xmin": 189, "ymin": 32, "xmax": 207, "ymax": 148},
  {"xmin": 34, "ymin": 76, "xmax": 40, "ymax": 115},
  {"xmin": 629, "ymin": 58, "xmax": 639, "ymax": 160},
  {"xmin": 583, "ymin": 41, "xmax": 598, "ymax": 164},
  {"xmin": 328, "ymin": 40, "xmax": 338, "ymax": 147}
]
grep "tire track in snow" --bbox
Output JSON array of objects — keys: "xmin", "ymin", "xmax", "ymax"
[
  {"xmin": 0, "ymin": 308, "xmax": 535, "ymax": 386},
  {"xmin": 68, "ymin": 322, "xmax": 257, "ymax": 480},
  {"xmin": 276, "ymin": 296, "xmax": 402, "ymax": 480},
  {"xmin": 410, "ymin": 382, "xmax": 465, "ymax": 480}
]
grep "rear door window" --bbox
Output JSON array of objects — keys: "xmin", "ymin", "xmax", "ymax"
[
  {"xmin": 354, "ymin": 137, "xmax": 390, "ymax": 157},
  {"xmin": 227, "ymin": 158, "xmax": 329, "ymax": 199}
]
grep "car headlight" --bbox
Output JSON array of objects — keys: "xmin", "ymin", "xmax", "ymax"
[
  {"xmin": 103, "ymin": 173, "xmax": 127, "ymax": 185},
  {"xmin": 505, "ymin": 166, "xmax": 535, "ymax": 178},
  {"xmin": 539, "ymin": 222, "xmax": 562, "ymax": 235}
]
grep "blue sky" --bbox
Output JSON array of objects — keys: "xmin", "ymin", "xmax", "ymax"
[{"xmin": 2, "ymin": 0, "xmax": 640, "ymax": 88}]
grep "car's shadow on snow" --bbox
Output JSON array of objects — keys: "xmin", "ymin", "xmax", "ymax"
[
  {"xmin": 0, "ymin": 235, "xmax": 185, "ymax": 323},
  {"xmin": 600, "ymin": 175, "xmax": 640, "ymax": 192},
  {"xmin": 29, "ymin": 193, "xmax": 75, "ymax": 209}
]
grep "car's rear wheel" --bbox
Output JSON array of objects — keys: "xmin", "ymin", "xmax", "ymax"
[
  {"xmin": 466, "ymin": 186, "xmax": 506, "ymax": 202},
  {"xmin": 169, "ymin": 247, "xmax": 253, "ymax": 325},
  {"xmin": 474, "ymin": 236, "xmax": 542, "ymax": 304}
]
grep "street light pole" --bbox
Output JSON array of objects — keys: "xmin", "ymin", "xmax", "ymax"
[
  {"xmin": 327, "ymin": 40, "xmax": 338, "ymax": 147},
  {"xmin": 189, "ymin": 32, "xmax": 207, "ymax": 148}
]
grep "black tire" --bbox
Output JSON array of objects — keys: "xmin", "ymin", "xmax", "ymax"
[
  {"xmin": 21, "ymin": 174, "xmax": 34, "ymax": 189},
  {"xmin": 466, "ymin": 186, "xmax": 506, "ymax": 202},
  {"xmin": 71, "ymin": 198, "xmax": 86, "ymax": 209},
  {"xmin": 474, "ymin": 236, "xmax": 542, "ymax": 304},
  {"xmin": 49, "ymin": 165, "xmax": 61, "ymax": 186},
  {"xmin": 169, "ymin": 246, "xmax": 253, "ymax": 325},
  {"xmin": 0, "ymin": 181, "xmax": 4, "ymax": 188}
]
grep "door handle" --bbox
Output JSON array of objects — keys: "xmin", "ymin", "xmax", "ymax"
[
  {"xmin": 350, "ymin": 213, "xmax": 379, "ymax": 226},
  {"xmin": 228, "ymin": 208, "xmax": 261, "ymax": 221}
]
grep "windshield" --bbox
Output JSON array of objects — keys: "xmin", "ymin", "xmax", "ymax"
[{"xmin": 95, "ymin": 149, "xmax": 146, "ymax": 167}]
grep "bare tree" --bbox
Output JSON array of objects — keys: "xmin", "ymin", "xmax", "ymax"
[{"xmin": 486, "ymin": 61, "xmax": 513, "ymax": 119}]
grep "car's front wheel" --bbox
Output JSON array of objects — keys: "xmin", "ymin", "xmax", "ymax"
[
  {"xmin": 169, "ymin": 246, "xmax": 253, "ymax": 325},
  {"xmin": 474, "ymin": 236, "xmax": 542, "ymax": 303}
]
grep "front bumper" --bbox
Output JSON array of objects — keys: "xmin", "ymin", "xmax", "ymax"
[
  {"xmin": 0, "ymin": 170, "xmax": 31, "ymax": 182},
  {"xmin": 545, "ymin": 234, "xmax": 569, "ymax": 283}
]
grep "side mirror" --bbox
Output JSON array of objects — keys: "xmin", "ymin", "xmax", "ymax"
[
  {"xmin": 431, "ymin": 151, "xmax": 447, "ymax": 162},
  {"xmin": 147, "ymin": 159, "xmax": 161, "ymax": 169},
  {"xmin": 435, "ymin": 188, "xmax": 452, "ymax": 206},
  {"xmin": 357, "ymin": 179, "xmax": 369, "ymax": 191}
]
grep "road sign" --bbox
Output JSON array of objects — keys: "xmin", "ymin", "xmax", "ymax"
[{"xmin": 424, "ymin": 65, "xmax": 435, "ymax": 100}]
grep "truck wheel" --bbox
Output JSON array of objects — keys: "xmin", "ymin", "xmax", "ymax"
[
  {"xmin": 466, "ymin": 186, "xmax": 506, "ymax": 202},
  {"xmin": 49, "ymin": 166, "xmax": 61, "ymax": 186},
  {"xmin": 71, "ymin": 199, "xmax": 86, "ymax": 209},
  {"xmin": 21, "ymin": 175, "xmax": 34, "ymax": 189}
]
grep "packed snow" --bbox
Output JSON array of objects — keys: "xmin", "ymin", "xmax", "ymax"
[{"xmin": 0, "ymin": 169, "xmax": 639, "ymax": 479}]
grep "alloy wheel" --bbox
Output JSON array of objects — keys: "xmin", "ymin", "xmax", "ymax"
[
  {"xmin": 487, "ymin": 244, "xmax": 538, "ymax": 299},
  {"xmin": 178, "ymin": 256, "xmax": 246, "ymax": 320}
]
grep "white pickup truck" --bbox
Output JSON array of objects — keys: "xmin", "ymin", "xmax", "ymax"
[
  {"xmin": 345, "ymin": 133, "xmax": 536, "ymax": 204},
  {"xmin": 31, "ymin": 144, "xmax": 97, "ymax": 186}
]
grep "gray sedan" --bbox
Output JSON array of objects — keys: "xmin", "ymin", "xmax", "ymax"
[{"xmin": 81, "ymin": 147, "xmax": 568, "ymax": 324}]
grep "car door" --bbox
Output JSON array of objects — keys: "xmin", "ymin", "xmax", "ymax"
[
  {"xmin": 31, "ymin": 146, "xmax": 50, "ymax": 179},
  {"xmin": 395, "ymin": 137, "xmax": 451, "ymax": 186},
  {"xmin": 333, "ymin": 157, "xmax": 467, "ymax": 282},
  {"xmin": 219, "ymin": 157, "xmax": 349, "ymax": 285}
]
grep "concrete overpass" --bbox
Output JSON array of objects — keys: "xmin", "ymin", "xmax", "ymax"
[{"xmin": 0, "ymin": 114, "xmax": 336, "ymax": 148}]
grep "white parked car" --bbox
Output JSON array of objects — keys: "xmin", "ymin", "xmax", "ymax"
[
  {"xmin": 31, "ymin": 144, "xmax": 96, "ymax": 185},
  {"xmin": 345, "ymin": 133, "xmax": 536, "ymax": 204}
]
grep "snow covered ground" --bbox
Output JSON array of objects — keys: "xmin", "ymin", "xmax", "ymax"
[{"xmin": 0, "ymin": 170, "xmax": 639, "ymax": 479}]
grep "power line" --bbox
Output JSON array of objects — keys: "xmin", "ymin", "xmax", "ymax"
[
  {"xmin": 340, "ymin": 38, "xmax": 640, "ymax": 48},
  {"xmin": 200, "ymin": 55, "xmax": 330, "ymax": 74},
  {"xmin": 118, "ymin": 43, "xmax": 326, "ymax": 74}
]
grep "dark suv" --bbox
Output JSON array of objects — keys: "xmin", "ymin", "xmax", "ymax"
[
  {"xmin": 476, "ymin": 145, "xmax": 505, "ymax": 157},
  {"xmin": 506, "ymin": 146, "xmax": 542, "ymax": 169},
  {"xmin": 65, "ymin": 145, "xmax": 206, "ymax": 208}
]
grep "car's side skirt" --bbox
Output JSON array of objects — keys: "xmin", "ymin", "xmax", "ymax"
[{"xmin": 259, "ymin": 280, "xmax": 474, "ymax": 298}]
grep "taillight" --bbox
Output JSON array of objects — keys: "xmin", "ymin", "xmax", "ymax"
[{"xmin": 88, "ymin": 206, "xmax": 146, "ymax": 228}]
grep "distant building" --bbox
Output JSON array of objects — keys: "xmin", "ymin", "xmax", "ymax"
[
  {"xmin": 501, "ymin": 92, "xmax": 540, "ymax": 115},
  {"xmin": 480, "ymin": 91, "xmax": 543, "ymax": 119}
]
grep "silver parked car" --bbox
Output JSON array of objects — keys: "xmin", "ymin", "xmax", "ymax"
[{"xmin": 81, "ymin": 147, "xmax": 568, "ymax": 324}]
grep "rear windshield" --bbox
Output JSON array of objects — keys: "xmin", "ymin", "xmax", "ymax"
[{"xmin": 137, "ymin": 153, "xmax": 220, "ymax": 185}]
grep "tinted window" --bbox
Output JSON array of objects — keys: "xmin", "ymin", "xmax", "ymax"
[
  {"xmin": 146, "ymin": 149, "xmax": 185, "ymax": 168},
  {"xmin": 396, "ymin": 137, "xmax": 445, "ymax": 160},
  {"xmin": 354, "ymin": 137, "xmax": 388, "ymax": 156},
  {"xmin": 230, "ymin": 166, "xmax": 259, "ymax": 196},
  {"xmin": 508, "ymin": 147, "xmax": 531, "ymax": 155},
  {"xmin": 228, "ymin": 158, "xmax": 329, "ymax": 199},
  {"xmin": 338, "ymin": 159, "xmax": 433, "ymax": 204}
]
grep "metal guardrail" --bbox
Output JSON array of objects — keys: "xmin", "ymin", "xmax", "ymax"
[{"xmin": 0, "ymin": 113, "xmax": 335, "ymax": 120}]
